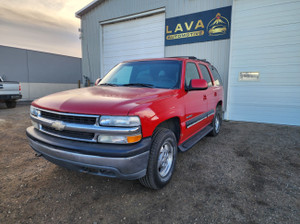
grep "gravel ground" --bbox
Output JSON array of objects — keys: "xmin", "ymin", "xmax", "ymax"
[{"xmin": 0, "ymin": 102, "xmax": 299, "ymax": 224}]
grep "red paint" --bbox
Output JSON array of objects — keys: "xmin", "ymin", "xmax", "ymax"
[
  {"xmin": 190, "ymin": 79, "xmax": 208, "ymax": 90},
  {"xmin": 32, "ymin": 58, "xmax": 224, "ymax": 145}
]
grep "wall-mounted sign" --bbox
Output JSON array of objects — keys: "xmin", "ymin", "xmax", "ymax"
[
  {"xmin": 165, "ymin": 6, "xmax": 231, "ymax": 46},
  {"xmin": 239, "ymin": 72, "xmax": 260, "ymax": 81}
]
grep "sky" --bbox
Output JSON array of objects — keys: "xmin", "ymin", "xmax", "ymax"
[{"xmin": 0, "ymin": 0, "xmax": 92, "ymax": 57}]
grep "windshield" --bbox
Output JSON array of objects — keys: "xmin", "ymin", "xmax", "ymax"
[{"xmin": 99, "ymin": 60, "xmax": 182, "ymax": 89}]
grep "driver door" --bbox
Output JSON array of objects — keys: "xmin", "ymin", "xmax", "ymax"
[{"xmin": 183, "ymin": 62, "xmax": 209, "ymax": 139}]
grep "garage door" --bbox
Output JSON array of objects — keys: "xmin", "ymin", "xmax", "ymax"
[
  {"xmin": 226, "ymin": 0, "xmax": 300, "ymax": 126},
  {"xmin": 102, "ymin": 13, "xmax": 165, "ymax": 76}
]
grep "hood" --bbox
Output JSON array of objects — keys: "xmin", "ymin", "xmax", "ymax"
[{"xmin": 33, "ymin": 86, "xmax": 175, "ymax": 115}]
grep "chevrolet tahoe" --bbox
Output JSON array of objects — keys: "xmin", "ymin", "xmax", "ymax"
[{"xmin": 26, "ymin": 57, "xmax": 224, "ymax": 189}]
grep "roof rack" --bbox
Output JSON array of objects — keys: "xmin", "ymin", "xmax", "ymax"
[
  {"xmin": 167, "ymin": 56, "xmax": 197, "ymax": 59},
  {"xmin": 197, "ymin": 59, "xmax": 211, "ymax": 64},
  {"xmin": 167, "ymin": 56, "xmax": 211, "ymax": 64}
]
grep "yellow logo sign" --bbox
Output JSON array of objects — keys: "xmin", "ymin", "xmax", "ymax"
[
  {"xmin": 166, "ymin": 20, "xmax": 205, "ymax": 40},
  {"xmin": 207, "ymin": 13, "xmax": 229, "ymax": 36}
]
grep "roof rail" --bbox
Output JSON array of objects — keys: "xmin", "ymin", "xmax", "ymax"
[
  {"xmin": 167, "ymin": 56, "xmax": 197, "ymax": 59},
  {"xmin": 197, "ymin": 59, "xmax": 211, "ymax": 64},
  {"xmin": 167, "ymin": 56, "xmax": 211, "ymax": 64}
]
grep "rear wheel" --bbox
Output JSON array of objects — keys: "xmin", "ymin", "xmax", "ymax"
[
  {"xmin": 210, "ymin": 105, "xmax": 222, "ymax": 136},
  {"xmin": 5, "ymin": 100, "xmax": 17, "ymax": 108},
  {"xmin": 139, "ymin": 128, "xmax": 177, "ymax": 189}
]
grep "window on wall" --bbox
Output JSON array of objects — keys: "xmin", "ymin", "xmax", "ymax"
[
  {"xmin": 185, "ymin": 63, "xmax": 200, "ymax": 87},
  {"xmin": 199, "ymin": 64, "xmax": 212, "ymax": 87},
  {"xmin": 209, "ymin": 65, "xmax": 223, "ymax": 86}
]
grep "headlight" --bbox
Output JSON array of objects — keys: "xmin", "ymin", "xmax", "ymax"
[
  {"xmin": 30, "ymin": 106, "xmax": 40, "ymax": 129},
  {"xmin": 99, "ymin": 116, "xmax": 140, "ymax": 127},
  {"xmin": 30, "ymin": 106, "xmax": 39, "ymax": 116},
  {"xmin": 98, "ymin": 116, "xmax": 141, "ymax": 144}
]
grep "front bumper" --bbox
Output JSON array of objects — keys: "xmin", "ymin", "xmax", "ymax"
[{"xmin": 26, "ymin": 126, "xmax": 151, "ymax": 180}]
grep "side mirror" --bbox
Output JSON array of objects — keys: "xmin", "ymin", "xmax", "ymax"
[
  {"xmin": 189, "ymin": 79, "xmax": 208, "ymax": 91},
  {"xmin": 95, "ymin": 78, "xmax": 102, "ymax": 86}
]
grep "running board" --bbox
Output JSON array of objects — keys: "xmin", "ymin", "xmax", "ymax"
[{"xmin": 178, "ymin": 124, "xmax": 213, "ymax": 152}]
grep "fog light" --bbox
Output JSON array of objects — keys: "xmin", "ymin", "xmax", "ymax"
[
  {"xmin": 97, "ymin": 134, "xmax": 142, "ymax": 144},
  {"xmin": 31, "ymin": 121, "xmax": 39, "ymax": 129},
  {"xmin": 98, "ymin": 135, "xmax": 127, "ymax": 144}
]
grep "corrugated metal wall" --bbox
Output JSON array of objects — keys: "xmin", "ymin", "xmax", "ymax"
[
  {"xmin": 226, "ymin": 0, "xmax": 300, "ymax": 125},
  {"xmin": 80, "ymin": 0, "xmax": 165, "ymax": 81},
  {"xmin": 80, "ymin": 0, "xmax": 233, "ymax": 99},
  {"xmin": 0, "ymin": 45, "xmax": 81, "ymax": 100},
  {"xmin": 102, "ymin": 13, "xmax": 165, "ymax": 75}
]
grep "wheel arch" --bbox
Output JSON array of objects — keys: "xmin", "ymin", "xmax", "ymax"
[
  {"xmin": 217, "ymin": 100, "xmax": 223, "ymax": 108},
  {"xmin": 155, "ymin": 117, "xmax": 181, "ymax": 143}
]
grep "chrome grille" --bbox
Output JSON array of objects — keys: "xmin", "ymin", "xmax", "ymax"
[
  {"xmin": 41, "ymin": 110, "xmax": 96, "ymax": 125},
  {"xmin": 42, "ymin": 126, "xmax": 95, "ymax": 140},
  {"xmin": 33, "ymin": 109, "xmax": 100, "ymax": 142},
  {"xmin": 30, "ymin": 108, "xmax": 141, "ymax": 143}
]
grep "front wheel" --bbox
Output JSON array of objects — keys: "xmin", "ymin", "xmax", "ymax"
[
  {"xmin": 210, "ymin": 105, "xmax": 222, "ymax": 136},
  {"xmin": 139, "ymin": 128, "xmax": 177, "ymax": 189}
]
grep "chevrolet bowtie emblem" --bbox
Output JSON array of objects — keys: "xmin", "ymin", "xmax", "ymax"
[{"xmin": 51, "ymin": 121, "xmax": 66, "ymax": 131}]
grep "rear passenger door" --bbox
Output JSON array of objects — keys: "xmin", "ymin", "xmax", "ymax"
[
  {"xmin": 198, "ymin": 63, "xmax": 215, "ymax": 123},
  {"xmin": 183, "ymin": 62, "xmax": 208, "ymax": 138}
]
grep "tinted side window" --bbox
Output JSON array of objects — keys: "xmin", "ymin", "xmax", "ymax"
[
  {"xmin": 209, "ymin": 65, "xmax": 223, "ymax": 86},
  {"xmin": 199, "ymin": 64, "xmax": 212, "ymax": 87},
  {"xmin": 185, "ymin": 63, "xmax": 200, "ymax": 87}
]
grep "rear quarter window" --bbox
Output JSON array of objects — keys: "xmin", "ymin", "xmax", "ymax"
[{"xmin": 199, "ymin": 64, "xmax": 212, "ymax": 87}]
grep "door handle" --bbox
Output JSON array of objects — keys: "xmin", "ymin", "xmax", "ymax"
[{"xmin": 203, "ymin": 95, "xmax": 207, "ymax": 100}]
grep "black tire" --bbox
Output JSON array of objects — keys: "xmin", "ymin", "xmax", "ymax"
[
  {"xmin": 139, "ymin": 128, "xmax": 177, "ymax": 189},
  {"xmin": 209, "ymin": 105, "xmax": 222, "ymax": 136},
  {"xmin": 5, "ymin": 100, "xmax": 17, "ymax": 108}
]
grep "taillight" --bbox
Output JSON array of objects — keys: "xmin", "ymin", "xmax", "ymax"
[{"xmin": 19, "ymin": 84, "xmax": 21, "ymax": 92}]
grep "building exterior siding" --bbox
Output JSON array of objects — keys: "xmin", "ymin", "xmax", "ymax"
[
  {"xmin": 225, "ymin": 0, "xmax": 300, "ymax": 125},
  {"xmin": 0, "ymin": 45, "xmax": 82, "ymax": 100},
  {"xmin": 78, "ymin": 0, "xmax": 300, "ymax": 126},
  {"xmin": 80, "ymin": 0, "xmax": 232, "ymax": 84}
]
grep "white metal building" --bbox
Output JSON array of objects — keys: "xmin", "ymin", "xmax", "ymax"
[
  {"xmin": 226, "ymin": 0, "xmax": 300, "ymax": 125},
  {"xmin": 0, "ymin": 45, "xmax": 81, "ymax": 101},
  {"xmin": 76, "ymin": 0, "xmax": 300, "ymax": 126}
]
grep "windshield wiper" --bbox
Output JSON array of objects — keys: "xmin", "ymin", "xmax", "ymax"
[
  {"xmin": 99, "ymin": 83, "xmax": 118, "ymax": 86},
  {"xmin": 122, "ymin": 83, "xmax": 154, "ymax": 88}
]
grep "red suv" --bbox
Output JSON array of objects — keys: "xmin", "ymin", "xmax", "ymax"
[{"xmin": 26, "ymin": 57, "xmax": 224, "ymax": 189}]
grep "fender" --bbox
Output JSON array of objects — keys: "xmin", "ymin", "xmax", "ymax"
[{"xmin": 128, "ymin": 90, "xmax": 186, "ymax": 138}]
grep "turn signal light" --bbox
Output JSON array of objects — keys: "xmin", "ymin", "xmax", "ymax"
[{"xmin": 127, "ymin": 134, "xmax": 142, "ymax": 143}]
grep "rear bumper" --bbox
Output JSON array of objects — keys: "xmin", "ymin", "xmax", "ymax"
[
  {"xmin": 0, "ymin": 94, "xmax": 22, "ymax": 101},
  {"xmin": 26, "ymin": 127, "xmax": 151, "ymax": 180}
]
